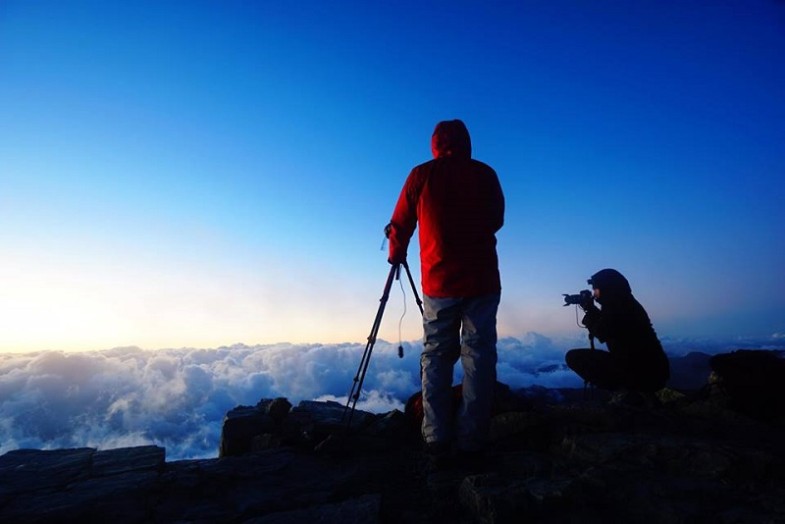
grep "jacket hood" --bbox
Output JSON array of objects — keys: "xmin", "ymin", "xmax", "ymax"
[
  {"xmin": 431, "ymin": 119, "xmax": 472, "ymax": 159},
  {"xmin": 588, "ymin": 268, "xmax": 632, "ymax": 303}
]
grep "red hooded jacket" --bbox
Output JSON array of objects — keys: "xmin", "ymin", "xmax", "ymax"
[{"xmin": 388, "ymin": 120, "xmax": 504, "ymax": 297}]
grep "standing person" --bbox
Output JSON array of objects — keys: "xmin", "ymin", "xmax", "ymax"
[
  {"xmin": 565, "ymin": 268, "xmax": 670, "ymax": 400},
  {"xmin": 387, "ymin": 119, "xmax": 505, "ymax": 468}
]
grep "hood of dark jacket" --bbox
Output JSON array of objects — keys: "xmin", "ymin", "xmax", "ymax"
[
  {"xmin": 431, "ymin": 119, "xmax": 472, "ymax": 159},
  {"xmin": 588, "ymin": 268, "xmax": 632, "ymax": 305}
]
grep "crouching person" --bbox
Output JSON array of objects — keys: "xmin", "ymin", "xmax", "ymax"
[{"xmin": 565, "ymin": 269, "xmax": 670, "ymax": 402}]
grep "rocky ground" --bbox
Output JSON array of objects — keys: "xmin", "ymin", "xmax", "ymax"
[{"xmin": 1, "ymin": 350, "xmax": 784, "ymax": 523}]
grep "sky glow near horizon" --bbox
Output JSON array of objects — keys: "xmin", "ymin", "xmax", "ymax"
[{"xmin": 1, "ymin": 1, "xmax": 785, "ymax": 353}]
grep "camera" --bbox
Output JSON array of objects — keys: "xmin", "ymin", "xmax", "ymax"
[{"xmin": 563, "ymin": 289, "xmax": 593, "ymax": 308}]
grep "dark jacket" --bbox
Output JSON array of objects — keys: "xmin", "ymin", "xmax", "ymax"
[
  {"xmin": 388, "ymin": 120, "xmax": 504, "ymax": 297},
  {"xmin": 582, "ymin": 269, "xmax": 670, "ymax": 388}
]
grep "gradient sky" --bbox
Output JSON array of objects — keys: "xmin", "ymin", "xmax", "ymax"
[{"xmin": 2, "ymin": 1, "xmax": 784, "ymax": 352}]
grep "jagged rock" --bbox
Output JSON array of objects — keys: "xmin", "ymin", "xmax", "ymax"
[
  {"xmin": 251, "ymin": 433, "xmax": 283, "ymax": 451},
  {"xmin": 459, "ymin": 473, "xmax": 581, "ymax": 524},
  {"xmin": 667, "ymin": 351, "xmax": 713, "ymax": 390},
  {"xmin": 0, "ymin": 446, "xmax": 165, "ymax": 523},
  {"xmin": 488, "ymin": 411, "xmax": 542, "ymax": 442},
  {"xmin": 364, "ymin": 409, "xmax": 407, "ymax": 438},
  {"xmin": 221, "ymin": 398, "xmax": 380, "ymax": 458},
  {"xmin": 709, "ymin": 349, "xmax": 785, "ymax": 420},
  {"xmin": 243, "ymin": 494, "xmax": 381, "ymax": 523},
  {"xmin": 92, "ymin": 445, "xmax": 166, "ymax": 476},
  {"xmin": 0, "ymin": 447, "xmax": 94, "ymax": 495},
  {"xmin": 282, "ymin": 400, "xmax": 372, "ymax": 446},
  {"xmin": 265, "ymin": 397, "xmax": 292, "ymax": 423},
  {"xmin": 220, "ymin": 404, "xmax": 278, "ymax": 457}
]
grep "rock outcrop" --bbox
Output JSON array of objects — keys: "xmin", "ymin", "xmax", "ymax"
[{"xmin": 2, "ymin": 350, "xmax": 784, "ymax": 523}]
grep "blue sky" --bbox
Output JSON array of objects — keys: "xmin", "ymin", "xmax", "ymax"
[{"xmin": 1, "ymin": 1, "xmax": 784, "ymax": 352}]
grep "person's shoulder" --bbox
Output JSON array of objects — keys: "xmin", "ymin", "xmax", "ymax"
[
  {"xmin": 470, "ymin": 158, "xmax": 497, "ymax": 174},
  {"xmin": 412, "ymin": 158, "xmax": 439, "ymax": 171},
  {"xmin": 403, "ymin": 159, "xmax": 436, "ymax": 188}
]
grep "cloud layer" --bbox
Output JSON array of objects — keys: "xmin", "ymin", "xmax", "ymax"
[{"xmin": 2, "ymin": 333, "xmax": 783, "ymax": 460}]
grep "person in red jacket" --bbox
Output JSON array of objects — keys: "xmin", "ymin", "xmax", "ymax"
[{"xmin": 387, "ymin": 119, "xmax": 504, "ymax": 469}]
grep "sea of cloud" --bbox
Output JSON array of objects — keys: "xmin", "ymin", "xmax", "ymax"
[{"xmin": 1, "ymin": 333, "xmax": 782, "ymax": 460}]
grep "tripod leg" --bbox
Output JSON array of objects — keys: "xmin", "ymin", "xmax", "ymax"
[
  {"xmin": 343, "ymin": 264, "xmax": 399, "ymax": 426},
  {"xmin": 583, "ymin": 335, "xmax": 596, "ymax": 400},
  {"xmin": 402, "ymin": 261, "xmax": 424, "ymax": 316}
]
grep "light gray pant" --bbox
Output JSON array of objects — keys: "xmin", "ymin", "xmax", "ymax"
[{"xmin": 420, "ymin": 293, "xmax": 500, "ymax": 451}]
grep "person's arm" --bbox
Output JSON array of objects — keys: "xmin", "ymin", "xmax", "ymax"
[
  {"xmin": 581, "ymin": 304, "xmax": 607, "ymax": 343},
  {"xmin": 489, "ymin": 168, "xmax": 505, "ymax": 232},
  {"xmin": 388, "ymin": 168, "xmax": 422, "ymax": 264}
]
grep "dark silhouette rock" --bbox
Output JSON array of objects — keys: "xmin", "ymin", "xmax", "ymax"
[
  {"xmin": 220, "ymin": 397, "xmax": 293, "ymax": 457},
  {"xmin": 709, "ymin": 349, "xmax": 785, "ymax": 421},
  {"xmin": 666, "ymin": 351, "xmax": 713, "ymax": 390},
  {"xmin": 0, "ymin": 446, "xmax": 165, "ymax": 523}
]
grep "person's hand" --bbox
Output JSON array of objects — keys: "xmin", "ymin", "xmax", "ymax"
[
  {"xmin": 581, "ymin": 306, "xmax": 599, "ymax": 328},
  {"xmin": 388, "ymin": 253, "xmax": 406, "ymax": 265},
  {"xmin": 576, "ymin": 290, "xmax": 594, "ymax": 311}
]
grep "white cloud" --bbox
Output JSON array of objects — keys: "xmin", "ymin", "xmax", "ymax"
[{"xmin": 1, "ymin": 334, "xmax": 783, "ymax": 460}]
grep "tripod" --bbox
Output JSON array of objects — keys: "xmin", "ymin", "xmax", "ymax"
[
  {"xmin": 343, "ymin": 261, "xmax": 423, "ymax": 427},
  {"xmin": 584, "ymin": 333, "xmax": 596, "ymax": 400}
]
